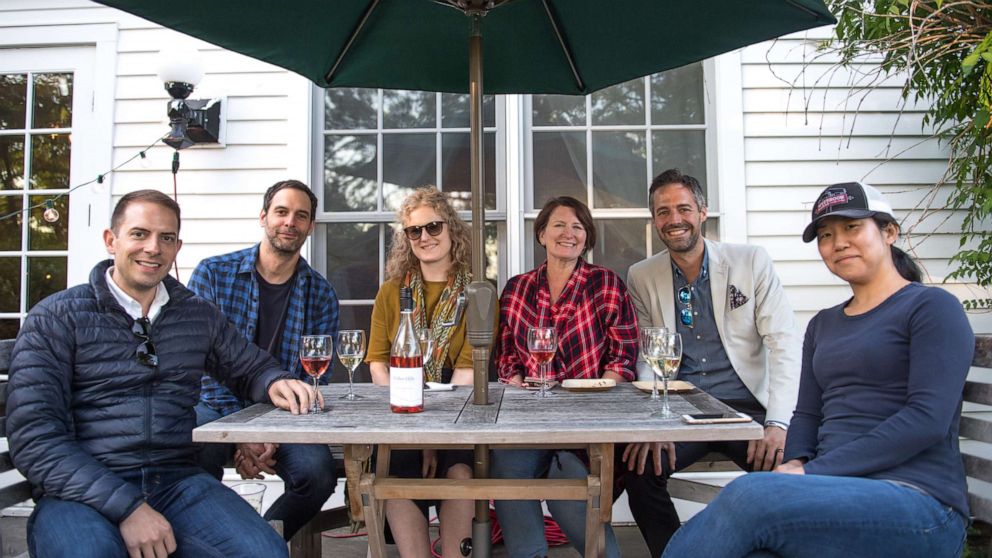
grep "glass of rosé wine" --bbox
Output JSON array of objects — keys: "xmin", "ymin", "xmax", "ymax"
[{"xmin": 300, "ymin": 334, "xmax": 332, "ymax": 413}]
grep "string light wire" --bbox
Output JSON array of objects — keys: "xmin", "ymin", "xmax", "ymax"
[{"xmin": 0, "ymin": 134, "xmax": 168, "ymax": 224}]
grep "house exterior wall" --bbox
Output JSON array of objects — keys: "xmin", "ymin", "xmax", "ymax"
[{"xmin": 1, "ymin": 1, "xmax": 987, "ymax": 335}]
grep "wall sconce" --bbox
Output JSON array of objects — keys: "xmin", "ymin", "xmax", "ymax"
[{"xmin": 157, "ymin": 47, "xmax": 223, "ymax": 150}]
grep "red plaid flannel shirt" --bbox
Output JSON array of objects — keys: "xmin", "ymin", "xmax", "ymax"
[{"xmin": 496, "ymin": 259, "xmax": 638, "ymax": 382}]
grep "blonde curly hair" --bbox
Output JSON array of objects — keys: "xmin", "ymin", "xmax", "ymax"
[{"xmin": 385, "ymin": 186, "xmax": 472, "ymax": 281}]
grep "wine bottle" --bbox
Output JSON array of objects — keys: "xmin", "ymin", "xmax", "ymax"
[{"xmin": 389, "ymin": 287, "xmax": 424, "ymax": 413}]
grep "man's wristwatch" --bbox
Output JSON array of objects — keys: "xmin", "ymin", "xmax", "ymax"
[{"xmin": 764, "ymin": 420, "xmax": 788, "ymax": 431}]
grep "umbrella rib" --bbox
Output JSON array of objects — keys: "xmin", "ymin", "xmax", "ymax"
[
  {"xmin": 325, "ymin": 0, "xmax": 382, "ymax": 84},
  {"xmin": 785, "ymin": 0, "xmax": 831, "ymax": 20},
  {"xmin": 540, "ymin": 0, "xmax": 584, "ymax": 93}
]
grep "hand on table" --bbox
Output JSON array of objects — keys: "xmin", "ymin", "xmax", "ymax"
[
  {"xmin": 622, "ymin": 442, "xmax": 676, "ymax": 476},
  {"xmin": 501, "ymin": 374, "xmax": 525, "ymax": 388},
  {"xmin": 119, "ymin": 502, "xmax": 176, "ymax": 558},
  {"xmin": 235, "ymin": 442, "xmax": 279, "ymax": 479},
  {"xmin": 747, "ymin": 425, "xmax": 786, "ymax": 471},
  {"xmin": 269, "ymin": 379, "xmax": 321, "ymax": 414},
  {"xmin": 775, "ymin": 459, "xmax": 805, "ymax": 475}
]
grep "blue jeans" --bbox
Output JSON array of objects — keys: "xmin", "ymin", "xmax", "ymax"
[
  {"xmin": 195, "ymin": 402, "xmax": 338, "ymax": 540},
  {"xmin": 27, "ymin": 466, "xmax": 287, "ymax": 558},
  {"xmin": 491, "ymin": 449, "xmax": 620, "ymax": 558},
  {"xmin": 662, "ymin": 473, "xmax": 967, "ymax": 558}
]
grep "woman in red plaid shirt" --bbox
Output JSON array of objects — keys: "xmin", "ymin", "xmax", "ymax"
[{"xmin": 492, "ymin": 196, "xmax": 638, "ymax": 558}]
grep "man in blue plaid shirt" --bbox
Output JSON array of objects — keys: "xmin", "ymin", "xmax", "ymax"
[{"xmin": 190, "ymin": 180, "xmax": 340, "ymax": 540}]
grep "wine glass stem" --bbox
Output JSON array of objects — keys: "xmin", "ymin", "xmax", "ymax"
[
  {"xmin": 311, "ymin": 377, "xmax": 319, "ymax": 413},
  {"xmin": 540, "ymin": 363, "xmax": 547, "ymax": 398},
  {"xmin": 347, "ymin": 367, "xmax": 355, "ymax": 396},
  {"xmin": 652, "ymin": 373, "xmax": 659, "ymax": 400},
  {"xmin": 662, "ymin": 377, "xmax": 670, "ymax": 415}
]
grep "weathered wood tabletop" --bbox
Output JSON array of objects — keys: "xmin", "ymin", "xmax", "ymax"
[{"xmin": 193, "ymin": 382, "xmax": 763, "ymax": 445}]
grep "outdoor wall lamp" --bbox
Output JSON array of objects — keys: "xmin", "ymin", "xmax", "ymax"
[{"xmin": 157, "ymin": 47, "xmax": 223, "ymax": 150}]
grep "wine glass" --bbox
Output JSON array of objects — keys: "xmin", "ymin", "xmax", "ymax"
[
  {"xmin": 418, "ymin": 328, "xmax": 435, "ymax": 369},
  {"xmin": 527, "ymin": 327, "xmax": 557, "ymax": 398},
  {"xmin": 639, "ymin": 327, "xmax": 669, "ymax": 402},
  {"xmin": 655, "ymin": 331, "xmax": 682, "ymax": 418},
  {"xmin": 336, "ymin": 330, "xmax": 366, "ymax": 400},
  {"xmin": 300, "ymin": 334, "xmax": 332, "ymax": 414}
]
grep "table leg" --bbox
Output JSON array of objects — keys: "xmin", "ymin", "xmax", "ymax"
[
  {"xmin": 344, "ymin": 444, "xmax": 372, "ymax": 523},
  {"xmin": 585, "ymin": 443, "xmax": 613, "ymax": 558},
  {"xmin": 359, "ymin": 472, "xmax": 387, "ymax": 558}
]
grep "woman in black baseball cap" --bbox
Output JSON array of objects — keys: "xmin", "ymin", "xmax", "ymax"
[{"xmin": 663, "ymin": 181, "xmax": 974, "ymax": 558}]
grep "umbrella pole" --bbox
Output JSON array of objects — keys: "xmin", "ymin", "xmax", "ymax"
[{"xmin": 465, "ymin": 11, "xmax": 496, "ymax": 558}]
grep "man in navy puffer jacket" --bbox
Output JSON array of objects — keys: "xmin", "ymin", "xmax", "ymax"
[{"xmin": 7, "ymin": 190, "xmax": 318, "ymax": 558}]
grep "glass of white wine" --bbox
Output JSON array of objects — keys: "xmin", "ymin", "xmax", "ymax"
[
  {"xmin": 655, "ymin": 331, "xmax": 682, "ymax": 418},
  {"xmin": 336, "ymin": 330, "xmax": 366, "ymax": 400},
  {"xmin": 639, "ymin": 327, "xmax": 669, "ymax": 402}
]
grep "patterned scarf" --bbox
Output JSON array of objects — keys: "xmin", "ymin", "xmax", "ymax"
[{"xmin": 405, "ymin": 268, "xmax": 471, "ymax": 382}]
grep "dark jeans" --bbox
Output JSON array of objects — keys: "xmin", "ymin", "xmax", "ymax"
[
  {"xmin": 195, "ymin": 402, "xmax": 338, "ymax": 540},
  {"xmin": 624, "ymin": 399, "xmax": 766, "ymax": 558},
  {"xmin": 27, "ymin": 466, "xmax": 287, "ymax": 558}
]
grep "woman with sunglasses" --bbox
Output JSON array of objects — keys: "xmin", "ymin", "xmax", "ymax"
[
  {"xmin": 366, "ymin": 186, "xmax": 474, "ymax": 557},
  {"xmin": 492, "ymin": 196, "xmax": 638, "ymax": 558},
  {"xmin": 663, "ymin": 182, "xmax": 974, "ymax": 558}
]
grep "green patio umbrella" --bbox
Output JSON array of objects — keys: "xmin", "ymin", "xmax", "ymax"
[{"xmin": 92, "ymin": 1, "xmax": 835, "ymax": 553}]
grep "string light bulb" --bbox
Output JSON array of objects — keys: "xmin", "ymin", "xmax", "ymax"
[
  {"xmin": 92, "ymin": 173, "xmax": 107, "ymax": 194},
  {"xmin": 42, "ymin": 200, "xmax": 59, "ymax": 223}
]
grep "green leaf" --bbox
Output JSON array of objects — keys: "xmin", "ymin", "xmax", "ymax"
[{"xmin": 964, "ymin": 52, "xmax": 982, "ymax": 76}]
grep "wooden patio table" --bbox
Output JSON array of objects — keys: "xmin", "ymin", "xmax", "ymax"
[{"xmin": 193, "ymin": 382, "xmax": 762, "ymax": 557}]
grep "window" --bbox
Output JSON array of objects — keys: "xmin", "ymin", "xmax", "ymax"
[
  {"xmin": 525, "ymin": 62, "xmax": 714, "ymax": 276},
  {"xmin": 314, "ymin": 88, "xmax": 505, "ymax": 380},
  {"xmin": 313, "ymin": 64, "xmax": 716, "ymax": 376},
  {"xmin": 0, "ymin": 72, "xmax": 74, "ymax": 339}
]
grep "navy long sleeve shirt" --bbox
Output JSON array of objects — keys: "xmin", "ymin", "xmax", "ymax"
[{"xmin": 783, "ymin": 283, "xmax": 974, "ymax": 517}]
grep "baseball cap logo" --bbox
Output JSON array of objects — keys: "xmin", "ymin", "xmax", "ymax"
[{"xmin": 815, "ymin": 187, "xmax": 852, "ymax": 216}]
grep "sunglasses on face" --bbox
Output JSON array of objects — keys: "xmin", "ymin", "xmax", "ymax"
[
  {"xmin": 132, "ymin": 317, "xmax": 159, "ymax": 367},
  {"xmin": 678, "ymin": 286, "xmax": 694, "ymax": 329},
  {"xmin": 404, "ymin": 220, "xmax": 445, "ymax": 241}
]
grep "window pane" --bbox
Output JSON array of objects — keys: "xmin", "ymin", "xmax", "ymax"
[
  {"xmin": 483, "ymin": 221, "xmax": 499, "ymax": 284},
  {"xmin": 592, "ymin": 131, "xmax": 647, "ymax": 209},
  {"xmin": 0, "ymin": 74, "xmax": 27, "ymax": 130},
  {"xmin": 329, "ymin": 304, "xmax": 373, "ymax": 384},
  {"xmin": 29, "ymin": 194, "xmax": 68, "ymax": 250},
  {"xmin": 32, "ymin": 73, "xmax": 73, "ymax": 129},
  {"xmin": 533, "ymin": 94, "xmax": 585, "ymax": 127},
  {"xmin": 323, "ymin": 134, "xmax": 377, "ymax": 212},
  {"xmin": 651, "ymin": 130, "xmax": 706, "ymax": 187},
  {"xmin": 383, "ymin": 90, "xmax": 436, "ymax": 128},
  {"xmin": 29, "ymin": 133, "xmax": 70, "ymax": 190},
  {"xmin": 0, "ymin": 196, "xmax": 22, "ymax": 250},
  {"xmin": 440, "ymin": 132, "xmax": 496, "ymax": 211},
  {"xmin": 0, "ymin": 319, "xmax": 19, "ymax": 340},
  {"xmin": 325, "ymin": 88, "xmax": 378, "ymax": 130},
  {"xmin": 532, "ymin": 131, "xmax": 586, "ymax": 209},
  {"xmin": 325, "ymin": 222, "xmax": 380, "ymax": 301},
  {"xmin": 441, "ymin": 94, "xmax": 495, "ymax": 128},
  {"xmin": 651, "ymin": 63, "xmax": 704, "ymax": 125},
  {"xmin": 0, "ymin": 257, "xmax": 20, "ymax": 312},
  {"xmin": 592, "ymin": 219, "xmax": 647, "ymax": 278},
  {"xmin": 382, "ymin": 133, "xmax": 436, "ymax": 211},
  {"xmin": 0, "ymin": 136, "xmax": 25, "ymax": 191},
  {"xmin": 28, "ymin": 256, "xmax": 66, "ymax": 309},
  {"xmin": 591, "ymin": 77, "xmax": 644, "ymax": 126}
]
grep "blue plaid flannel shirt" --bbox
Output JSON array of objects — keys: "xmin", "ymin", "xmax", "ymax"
[{"xmin": 189, "ymin": 244, "xmax": 339, "ymax": 416}]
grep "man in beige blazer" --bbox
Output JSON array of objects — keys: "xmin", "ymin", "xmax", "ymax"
[{"xmin": 622, "ymin": 169, "xmax": 801, "ymax": 557}]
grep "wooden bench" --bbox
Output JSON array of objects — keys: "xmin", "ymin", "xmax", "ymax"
[{"xmin": 960, "ymin": 333, "xmax": 992, "ymax": 523}]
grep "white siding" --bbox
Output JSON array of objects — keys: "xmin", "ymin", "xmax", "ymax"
[{"xmin": 739, "ymin": 28, "xmax": 992, "ymax": 333}]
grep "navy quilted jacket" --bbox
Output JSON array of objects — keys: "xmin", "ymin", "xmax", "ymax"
[{"xmin": 6, "ymin": 260, "xmax": 292, "ymax": 524}]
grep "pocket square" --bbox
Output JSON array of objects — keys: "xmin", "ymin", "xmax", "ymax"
[{"xmin": 729, "ymin": 285, "xmax": 749, "ymax": 310}]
